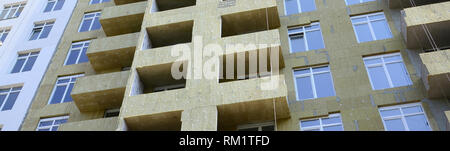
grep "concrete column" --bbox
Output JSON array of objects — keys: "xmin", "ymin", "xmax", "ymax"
[{"xmin": 181, "ymin": 106, "xmax": 218, "ymax": 131}]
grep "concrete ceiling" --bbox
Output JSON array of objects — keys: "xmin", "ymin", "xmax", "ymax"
[
  {"xmin": 155, "ymin": 0, "xmax": 196, "ymax": 11},
  {"xmin": 221, "ymin": 7, "xmax": 280, "ymax": 37}
]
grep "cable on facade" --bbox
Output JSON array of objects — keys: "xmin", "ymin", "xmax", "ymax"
[
  {"xmin": 408, "ymin": 0, "xmax": 440, "ymax": 52},
  {"xmin": 273, "ymin": 99, "xmax": 278, "ymax": 131}
]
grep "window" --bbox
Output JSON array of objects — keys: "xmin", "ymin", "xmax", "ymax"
[
  {"xmin": 288, "ymin": 22, "xmax": 325, "ymax": 53},
  {"xmin": 300, "ymin": 114, "xmax": 343, "ymax": 131},
  {"xmin": 64, "ymin": 41, "xmax": 90, "ymax": 65},
  {"xmin": 79, "ymin": 12, "xmax": 101, "ymax": 32},
  {"xmin": 345, "ymin": 0, "xmax": 376, "ymax": 5},
  {"xmin": 0, "ymin": 29, "xmax": 10, "ymax": 44},
  {"xmin": 284, "ymin": 0, "xmax": 316, "ymax": 16},
  {"xmin": 294, "ymin": 66, "xmax": 336, "ymax": 101},
  {"xmin": 379, "ymin": 103, "xmax": 431, "ymax": 131},
  {"xmin": 36, "ymin": 116, "xmax": 69, "ymax": 131},
  {"xmin": 11, "ymin": 52, "xmax": 39, "ymax": 73},
  {"xmin": 363, "ymin": 53, "xmax": 412, "ymax": 90},
  {"xmin": 0, "ymin": 86, "xmax": 22, "ymax": 111},
  {"xmin": 89, "ymin": 0, "xmax": 111, "ymax": 5},
  {"xmin": 0, "ymin": 3, "xmax": 25, "ymax": 20},
  {"xmin": 44, "ymin": 0, "xmax": 65, "ymax": 12},
  {"xmin": 104, "ymin": 109, "xmax": 120, "ymax": 118},
  {"xmin": 351, "ymin": 12, "xmax": 392, "ymax": 43},
  {"xmin": 48, "ymin": 74, "xmax": 84, "ymax": 104},
  {"xmin": 237, "ymin": 122, "xmax": 275, "ymax": 131},
  {"xmin": 29, "ymin": 21, "xmax": 54, "ymax": 40}
]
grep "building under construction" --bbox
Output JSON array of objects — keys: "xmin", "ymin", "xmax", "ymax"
[{"xmin": 12, "ymin": 0, "xmax": 450, "ymax": 131}]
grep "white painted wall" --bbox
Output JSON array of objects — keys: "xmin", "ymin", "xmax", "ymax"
[{"xmin": 0, "ymin": 0, "xmax": 77, "ymax": 131}]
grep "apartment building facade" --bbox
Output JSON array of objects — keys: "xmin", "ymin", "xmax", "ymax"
[
  {"xmin": 0, "ymin": 0, "xmax": 77, "ymax": 131},
  {"xmin": 20, "ymin": 0, "xmax": 450, "ymax": 131}
]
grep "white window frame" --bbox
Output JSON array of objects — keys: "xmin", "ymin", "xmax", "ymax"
[
  {"xmin": 237, "ymin": 122, "xmax": 275, "ymax": 131},
  {"xmin": 64, "ymin": 41, "xmax": 90, "ymax": 65},
  {"xmin": 11, "ymin": 51, "xmax": 40, "ymax": 73},
  {"xmin": 0, "ymin": 28, "xmax": 10, "ymax": 44},
  {"xmin": 36, "ymin": 116, "xmax": 69, "ymax": 131},
  {"xmin": 350, "ymin": 12, "xmax": 392, "ymax": 43},
  {"xmin": 379, "ymin": 102, "xmax": 432, "ymax": 131},
  {"xmin": 284, "ymin": 0, "xmax": 317, "ymax": 16},
  {"xmin": 29, "ymin": 21, "xmax": 54, "ymax": 40},
  {"xmin": 300, "ymin": 113, "xmax": 344, "ymax": 131},
  {"xmin": 345, "ymin": 0, "xmax": 376, "ymax": 6},
  {"xmin": 0, "ymin": 3, "xmax": 25, "ymax": 20},
  {"xmin": 78, "ymin": 12, "xmax": 101, "ymax": 32},
  {"xmin": 48, "ymin": 74, "xmax": 84, "ymax": 104},
  {"xmin": 293, "ymin": 65, "xmax": 336, "ymax": 101},
  {"xmin": 288, "ymin": 22, "xmax": 325, "ymax": 53},
  {"xmin": 363, "ymin": 52, "xmax": 412, "ymax": 90},
  {"xmin": 89, "ymin": 0, "xmax": 110, "ymax": 5},
  {"xmin": 0, "ymin": 86, "xmax": 22, "ymax": 111}
]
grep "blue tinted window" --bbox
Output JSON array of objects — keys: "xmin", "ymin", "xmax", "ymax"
[
  {"xmin": 65, "ymin": 41, "xmax": 90, "ymax": 65},
  {"xmin": 351, "ymin": 13, "xmax": 392, "ymax": 43},
  {"xmin": 49, "ymin": 75, "xmax": 83, "ymax": 104},
  {"xmin": 285, "ymin": 0, "xmax": 316, "ymax": 15},
  {"xmin": 49, "ymin": 85, "xmax": 66, "ymax": 104},
  {"xmin": 1, "ymin": 92, "xmax": 19, "ymax": 111},
  {"xmin": 11, "ymin": 59, "xmax": 26, "ymax": 73}
]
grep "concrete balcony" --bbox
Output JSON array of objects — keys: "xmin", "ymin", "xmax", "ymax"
[
  {"xmin": 388, "ymin": 0, "xmax": 448, "ymax": 9},
  {"xmin": 114, "ymin": 0, "xmax": 147, "ymax": 6},
  {"xmin": 217, "ymin": 75, "xmax": 290, "ymax": 130},
  {"xmin": 219, "ymin": 29, "xmax": 285, "ymax": 74},
  {"xmin": 221, "ymin": 5, "xmax": 280, "ymax": 38},
  {"xmin": 142, "ymin": 20, "xmax": 194, "ymax": 50},
  {"xmin": 125, "ymin": 110, "xmax": 183, "ymax": 131},
  {"xmin": 221, "ymin": 29, "xmax": 281, "ymax": 52},
  {"xmin": 123, "ymin": 87, "xmax": 187, "ymax": 131},
  {"xmin": 59, "ymin": 117, "xmax": 119, "ymax": 131},
  {"xmin": 420, "ymin": 49, "xmax": 450, "ymax": 99},
  {"xmin": 87, "ymin": 32, "xmax": 139, "ymax": 72},
  {"xmin": 136, "ymin": 43, "xmax": 192, "ymax": 69},
  {"xmin": 71, "ymin": 71, "xmax": 130, "ymax": 112},
  {"xmin": 150, "ymin": 0, "xmax": 196, "ymax": 12},
  {"xmin": 401, "ymin": 1, "xmax": 450, "ymax": 49},
  {"xmin": 122, "ymin": 75, "xmax": 289, "ymax": 131},
  {"xmin": 100, "ymin": 1, "xmax": 146, "ymax": 36}
]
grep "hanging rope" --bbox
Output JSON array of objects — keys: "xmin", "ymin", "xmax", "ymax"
[
  {"xmin": 266, "ymin": 8, "xmax": 269, "ymax": 30},
  {"xmin": 273, "ymin": 99, "xmax": 278, "ymax": 131},
  {"xmin": 408, "ymin": 0, "xmax": 439, "ymax": 52}
]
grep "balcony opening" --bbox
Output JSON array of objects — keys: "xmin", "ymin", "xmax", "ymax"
[
  {"xmin": 217, "ymin": 98, "xmax": 286, "ymax": 131},
  {"xmin": 124, "ymin": 111, "xmax": 182, "ymax": 131},
  {"xmin": 150, "ymin": 0, "xmax": 196, "ymax": 12},
  {"xmin": 104, "ymin": 108, "xmax": 120, "ymax": 118},
  {"xmin": 221, "ymin": 7, "xmax": 280, "ymax": 37},
  {"xmin": 423, "ymin": 46, "xmax": 450, "ymax": 53},
  {"xmin": 237, "ymin": 121, "xmax": 275, "ymax": 131},
  {"xmin": 131, "ymin": 62, "xmax": 187, "ymax": 96},
  {"xmin": 114, "ymin": 0, "xmax": 147, "ymax": 5},
  {"xmin": 142, "ymin": 20, "xmax": 193, "ymax": 49},
  {"xmin": 390, "ymin": 0, "xmax": 449, "ymax": 8},
  {"xmin": 219, "ymin": 50, "xmax": 277, "ymax": 83}
]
